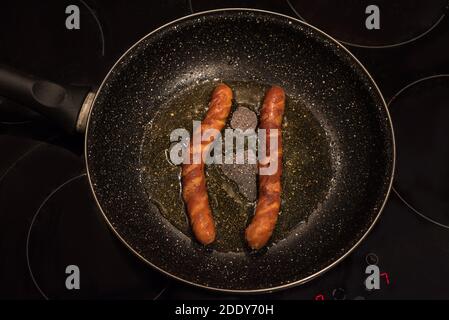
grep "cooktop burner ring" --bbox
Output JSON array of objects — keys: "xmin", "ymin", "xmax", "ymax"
[
  {"xmin": 78, "ymin": 0, "xmax": 105, "ymax": 56},
  {"xmin": 286, "ymin": 0, "xmax": 449, "ymax": 49},
  {"xmin": 393, "ymin": 188, "xmax": 449, "ymax": 230},
  {"xmin": 0, "ymin": 120, "xmax": 33, "ymax": 125},
  {"xmin": 26, "ymin": 174, "xmax": 86, "ymax": 300},
  {"xmin": 0, "ymin": 136, "xmax": 58, "ymax": 184},
  {"xmin": 26, "ymin": 173, "xmax": 170, "ymax": 299},
  {"xmin": 389, "ymin": 74, "xmax": 449, "ymax": 230}
]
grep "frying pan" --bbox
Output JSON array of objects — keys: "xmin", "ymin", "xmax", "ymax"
[{"xmin": 0, "ymin": 9, "xmax": 395, "ymax": 292}]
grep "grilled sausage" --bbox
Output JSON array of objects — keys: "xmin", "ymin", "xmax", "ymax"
[
  {"xmin": 245, "ymin": 86, "xmax": 285, "ymax": 249},
  {"xmin": 182, "ymin": 84, "xmax": 233, "ymax": 245}
]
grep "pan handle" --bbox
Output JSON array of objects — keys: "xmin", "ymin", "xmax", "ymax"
[{"xmin": 0, "ymin": 65, "xmax": 93, "ymax": 134}]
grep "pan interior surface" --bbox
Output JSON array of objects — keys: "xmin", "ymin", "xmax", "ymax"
[
  {"xmin": 140, "ymin": 80, "xmax": 334, "ymax": 253},
  {"xmin": 86, "ymin": 10, "xmax": 394, "ymax": 291}
]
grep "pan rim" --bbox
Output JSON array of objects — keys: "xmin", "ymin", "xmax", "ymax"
[{"xmin": 84, "ymin": 7, "xmax": 396, "ymax": 294}]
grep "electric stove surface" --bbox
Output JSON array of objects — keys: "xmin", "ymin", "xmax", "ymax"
[{"xmin": 1, "ymin": 0, "xmax": 448, "ymax": 300}]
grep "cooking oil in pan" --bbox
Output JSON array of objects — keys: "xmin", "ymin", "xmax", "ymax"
[{"xmin": 140, "ymin": 81, "xmax": 333, "ymax": 252}]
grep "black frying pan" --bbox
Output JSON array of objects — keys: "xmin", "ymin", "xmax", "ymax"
[{"xmin": 0, "ymin": 9, "xmax": 395, "ymax": 292}]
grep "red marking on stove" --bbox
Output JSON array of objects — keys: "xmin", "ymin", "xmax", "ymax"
[
  {"xmin": 380, "ymin": 272, "xmax": 390, "ymax": 285},
  {"xmin": 314, "ymin": 294, "xmax": 325, "ymax": 300}
]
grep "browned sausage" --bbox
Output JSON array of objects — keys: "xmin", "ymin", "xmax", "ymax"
[
  {"xmin": 245, "ymin": 86, "xmax": 285, "ymax": 249},
  {"xmin": 181, "ymin": 84, "xmax": 233, "ymax": 245}
]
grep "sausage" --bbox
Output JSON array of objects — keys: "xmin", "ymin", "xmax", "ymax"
[
  {"xmin": 181, "ymin": 84, "xmax": 233, "ymax": 245},
  {"xmin": 245, "ymin": 86, "xmax": 285, "ymax": 250}
]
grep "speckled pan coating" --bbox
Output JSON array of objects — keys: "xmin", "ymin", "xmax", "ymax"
[{"xmin": 85, "ymin": 9, "xmax": 395, "ymax": 292}]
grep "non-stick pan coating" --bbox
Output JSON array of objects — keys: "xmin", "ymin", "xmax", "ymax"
[{"xmin": 85, "ymin": 9, "xmax": 394, "ymax": 292}]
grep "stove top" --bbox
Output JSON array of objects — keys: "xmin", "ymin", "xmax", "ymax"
[{"xmin": 1, "ymin": 0, "xmax": 449, "ymax": 300}]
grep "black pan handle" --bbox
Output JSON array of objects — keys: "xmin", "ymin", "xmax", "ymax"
[{"xmin": 0, "ymin": 65, "xmax": 92, "ymax": 134}]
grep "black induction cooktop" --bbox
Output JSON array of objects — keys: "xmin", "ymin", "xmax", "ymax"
[{"xmin": 1, "ymin": 0, "xmax": 449, "ymax": 300}]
